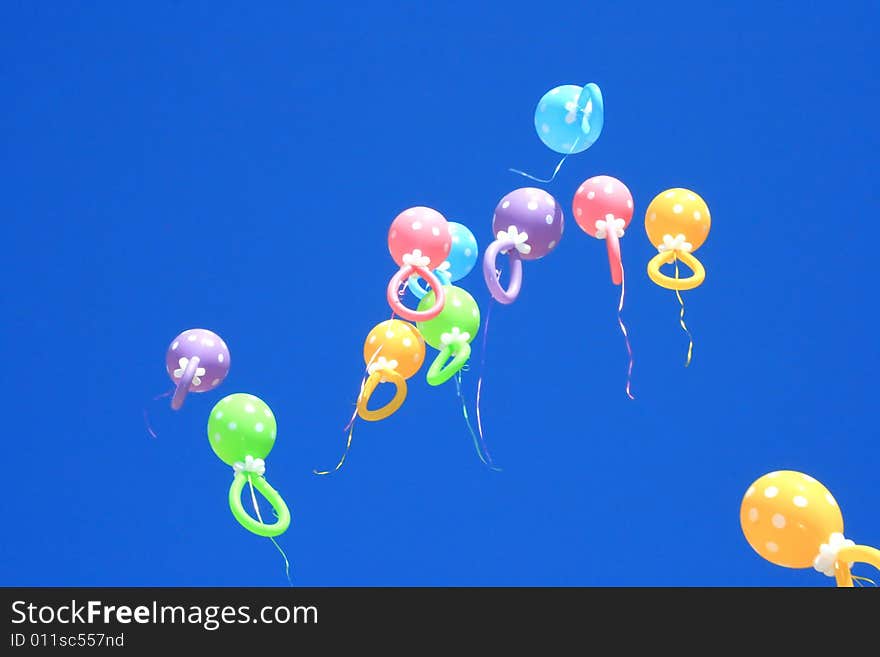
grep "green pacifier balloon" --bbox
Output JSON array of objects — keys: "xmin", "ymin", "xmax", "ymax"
[
  {"xmin": 207, "ymin": 393, "xmax": 290, "ymax": 538},
  {"xmin": 416, "ymin": 285, "xmax": 480, "ymax": 386}
]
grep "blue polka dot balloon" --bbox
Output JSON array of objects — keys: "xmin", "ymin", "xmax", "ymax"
[
  {"xmin": 534, "ymin": 83, "xmax": 604, "ymax": 155},
  {"xmin": 408, "ymin": 221, "xmax": 479, "ymax": 299}
]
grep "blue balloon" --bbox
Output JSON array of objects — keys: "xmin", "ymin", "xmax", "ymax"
[
  {"xmin": 408, "ymin": 221, "xmax": 479, "ymax": 299},
  {"xmin": 533, "ymin": 83, "xmax": 604, "ymax": 155}
]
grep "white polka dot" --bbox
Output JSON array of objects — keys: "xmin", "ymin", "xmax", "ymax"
[
  {"xmin": 390, "ymin": 230, "xmax": 397, "ymax": 239},
  {"xmin": 472, "ymin": 309, "xmax": 478, "ymax": 317},
  {"xmin": 745, "ymin": 485, "xmax": 755, "ymax": 498},
  {"xmin": 771, "ymin": 513, "xmax": 786, "ymax": 529},
  {"xmin": 368, "ymin": 335, "xmax": 376, "ymax": 344},
  {"xmin": 228, "ymin": 422, "xmax": 237, "ymax": 430},
  {"xmin": 245, "ymin": 404, "xmax": 255, "ymax": 414},
  {"xmin": 560, "ymin": 143, "xmax": 572, "ymax": 151},
  {"xmin": 270, "ymin": 429, "xmax": 276, "ymax": 439},
  {"xmin": 255, "ymin": 422, "xmax": 264, "ymax": 433},
  {"xmin": 693, "ymin": 211, "xmax": 701, "ymax": 220},
  {"xmin": 541, "ymin": 123, "xmax": 550, "ymax": 134},
  {"xmin": 218, "ymin": 353, "xmax": 225, "ymax": 363},
  {"xmin": 672, "ymin": 204, "xmax": 683, "ymax": 214},
  {"xmin": 386, "ymin": 330, "xmax": 394, "ymax": 339},
  {"xmin": 747, "ymin": 508, "xmax": 758, "ymax": 522},
  {"xmin": 452, "ymin": 235, "xmax": 460, "ymax": 243},
  {"xmin": 545, "ymin": 194, "xmax": 554, "ymax": 206},
  {"xmin": 548, "ymin": 240, "xmax": 556, "ymax": 249},
  {"xmin": 764, "ymin": 486, "xmax": 779, "ymax": 498},
  {"xmin": 188, "ymin": 334, "xmax": 198, "ymax": 342},
  {"xmin": 214, "ymin": 433, "xmax": 222, "ymax": 442},
  {"xmin": 603, "ymin": 184, "xmax": 614, "ymax": 194},
  {"xmin": 412, "ymin": 353, "xmax": 419, "ymax": 362},
  {"xmin": 431, "ymin": 227, "xmax": 440, "ymax": 236},
  {"xmin": 464, "ymin": 248, "xmax": 472, "ymax": 257},
  {"xmin": 587, "ymin": 191, "xmax": 595, "ymax": 200},
  {"xmin": 405, "ymin": 209, "xmax": 415, "ymax": 217},
  {"xmin": 801, "ymin": 473, "xmax": 817, "ymax": 482},
  {"xmin": 793, "ymin": 495, "xmax": 808, "ymax": 508},
  {"xmin": 825, "ymin": 493, "xmax": 836, "ymax": 506},
  {"xmin": 263, "ymin": 409, "xmax": 271, "ymax": 417},
  {"xmin": 202, "ymin": 338, "xmax": 215, "ymax": 347},
  {"xmin": 626, "ymin": 199, "xmax": 633, "ymax": 209},
  {"xmin": 527, "ymin": 201, "xmax": 538, "ymax": 211},
  {"xmin": 648, "ymin": 212, "xmax": 656, "ymax": 221},
  {"xmin": 215, "ymin": 411, "xmax": 223, "ymax": 419},
  {"xmin": 687, "ymin": 193, "xmax": 696, "ymax": 201},
  {"xmin": 665, "ymin": 192, "xmax": 674, "ymax": 198},
  {"xmin": 550, "ymin": 87, "xmax": 561, "ymax": 94},
  {"xmin": 212, "ymin": 378, "xmax": 220, "ymax": 386},
  {"xmin": 171, "ymin": 341, "xmax": 179, "ymax": 350},
  {"xmin": 767, "ymin": 472, "xmax": 781, "ymax": 478},
  {"xmin": 576, "ymin": 208, "xmax": 582, "ymax": 217},
  {"xmin": 402, "ymin": 338, "xmax": 412, "ymax": 347},
  {"xmin": 766, "ymin": 541, "xmax": 779, "ymax": 553},
  {"xmin": 412, "ymin": 221, "xmax": 422, "ymax": 230},
  {"xmin": 545, "ymin": 214, "xmax": 554, "ymax": 224},
  {"xmin": 539, "ymin": 103, "xmax": 547, "ymax": 112},
  {"xmin": 501, "ymin": 201, "xmax": 510, "ymax": 209},
  {"xmin": 452, "ymin": 298, "xmax": 461, "ymax": 306}
]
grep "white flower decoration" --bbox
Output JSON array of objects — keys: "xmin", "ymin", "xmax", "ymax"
[
  {"xmin": 436, "ymin": 260, "xmax": 451, "ymax": 272},
  {"xmin": 497, "ymin": 226, "xmax": 531, "ymax": 255},
  {"xmin": 173, "ymin": 357, "xmax": 207, "ymax": 386},
  {"xmin": 657, "ymin": 233, "xmax": 693, "ymax": 254},
  {"xmin": 813, "ymin": 532, "xmax": 855, "ymax": 577},
  {"xmin": 595, "ymin": 214, "xmax": 625, "ymax": 240},
  {"xmin": 440, "ymin": 326, "xmax": 471, "ymax": 346},
  {"xmin": 402, "ymin": 249, "xmax": 430, "ymax": 268},
  {"xmin": 368, "ymin": 356, "xmax": 399, "ymax": 376},
  {"xmin": 233, "ymin": 455, "xmax": 266, "ymax": 477}
]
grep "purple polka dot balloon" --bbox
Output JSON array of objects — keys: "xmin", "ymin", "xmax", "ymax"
[
  {"xmin": 492, "ymin": 187, "xmax": 564, "ymax": 260},
  {"xmin": 165, "ymin": 328, "xmax": 231, "ymax": 410}
]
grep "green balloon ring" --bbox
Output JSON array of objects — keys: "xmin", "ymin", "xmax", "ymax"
[
  {"xmin": 229, "ymin": 472, "xmax": 291, "ymax": 538},
  {"xmin": 426, "ymin": 342, "xmax": 472, "ymax": 386}
]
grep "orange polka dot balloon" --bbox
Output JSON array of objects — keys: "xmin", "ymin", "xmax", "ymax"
[
  {"xmin": 363, "ymin": 319, "xmax": 425, "ymax": 380},
  {"xmin": 645, "ymin": 188, "xmax": 711, "ymax": 251},
  {"xmin": 740, "ymin": 471, "xmax": 843, "ymax": 569}
]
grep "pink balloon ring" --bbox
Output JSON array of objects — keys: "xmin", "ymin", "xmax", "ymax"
[
  {"xmin": 386, "ymin": 206, "xmax": 451, "ymax": 320},
  {"xmin": 572, "ymin": 176, "xmax": 634, "ymax": 286}
]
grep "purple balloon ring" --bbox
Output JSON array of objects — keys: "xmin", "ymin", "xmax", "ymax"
[
  {"xmin": 165, "ymin": 329, "xmax": 231, "ymax": 410},
  {"xmin": 483, "ymin": 188, "xmax": 564, "ymax": 303}
]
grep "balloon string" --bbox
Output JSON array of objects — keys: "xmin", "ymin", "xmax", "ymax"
[
  {"xmin": 674, "ymin": 259, "xmax": 694, "ymax": 367},
  {"xmin": 851, "ymin": 574, "xmax": 877, "ymax": 587},
  {"xmin": 475, "ymin": 295, "xmax": 495, "ymax": 453},
  {"xmin": 247, "ymin": 475, "xmax": 293, "ymax": 586},
  {"xmin": 143, "ymin": 389, "xmax": 173, "ymax": 439},
  {"xmin": 508, "ymin": 135, "xmax": 582, "ymax": 183},
  {"xmin": 455, "ymin": 372, "xmax": 501, "ymax": 471},
  {"xmin": 617, "ymin": 262, "xmax": 635, "ymax": 400}
]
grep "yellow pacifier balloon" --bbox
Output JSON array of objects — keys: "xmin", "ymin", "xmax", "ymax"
[
  {"xmin": 645, "ymin": 188, "xmax": 710, "ymax": 291},
  {"xmin": 740, "ymin": 470, "xmax": 880, "ymax": 586},
  {"xmin": 358, "ymin": 319, "xmax": 425, "ymax": 421}
]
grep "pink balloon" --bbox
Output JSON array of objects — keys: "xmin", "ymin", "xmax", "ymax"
[
  {"xmin": 572, "ymin": 175, "xmax": 634, "ymax": 238},
  {"xmin": 388, "ymin": 207, "xmax": 451, "ymax": 269}
]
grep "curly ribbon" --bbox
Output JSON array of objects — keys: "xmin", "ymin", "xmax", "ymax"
[
  {"xmin": 455, "ymin": 371, "xmax": 500, "ymax": 471},
  {"xmin": 475, "ymin": 295, "xmax": 495, "ymax": 463},
  {"xmin": 247, "ymin": 476, "xmax": 293, "ymax": 586},
  {"xmin": 674, "ymin": 259, "xmax": 694, "ymax": 368},
  {"xmin": 143, "ymin": 389, "xmax": 173, "ymax": 439},
  {"xmin": 509, "ymin": 97, "xmax": 587, "ymax": 183},
  {"xmin": 618, "ymin": 262, "xmax": 635, "ymax": 400}
]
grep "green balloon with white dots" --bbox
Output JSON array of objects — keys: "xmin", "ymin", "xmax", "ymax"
[{"xmin": 207, "ymin": 393, "xmax": 277, "ymax": 466}]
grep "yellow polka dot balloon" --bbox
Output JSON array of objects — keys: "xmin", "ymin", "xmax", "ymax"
[
  {"xmin": 644, "ymin": 188, "xmax": 710, "ymax": 291},
  {"xmin": 362, "ymin": 319, "xmax": 425, "ymax": 381},
  {"xmin": 740, "ymin": 470, "xmax": 880, "ymax": 586}
]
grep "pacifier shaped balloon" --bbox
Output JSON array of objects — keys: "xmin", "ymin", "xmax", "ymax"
[
  {"xmin": 387, "ymin": 207, "xmax": 451, "ymax": 321},
  {"xmin": 511, "ymin": 83, "xmax": 604, "ymax": 183},
  {"xmin": 416, "ymin": 285, "xmax": 480, "ymax": 386},
  {"xmin": 573, "ymin": 175, "xmax": 634, "ymax": 285},
  {"xmin": 165, "ymin": 329, "xmax": 231, "ymax": 410},
  {"xmin": 740, "ymin": 471, "xmax": 880, "ymax": 586},
  {"xmin": 645, "ymin": 188, "xmax": 711, "ymax": 291},
  {"xmin": 407, "ymin": 222, "xmax": 479, "ymax": 300},
  {"xmin": 358, "ymin": 319, "xmax": 426, "ymax": 421},
  {"xmin": 483, "ymin": 188, "xmax": 563, "ymax": 304},
  {"xmin": 207, "ymin": 393, "xmax": 290, "ymax": 538}
]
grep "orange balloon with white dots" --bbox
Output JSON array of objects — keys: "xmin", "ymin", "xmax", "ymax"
[
  {"xmin": 363, "ymin": 319, "xmax": 425, "ymax": 380},
  {"xmin": 645, "ymin": 188, "xmax": 711, "ymax": 252},
  {"xmin": 739, "ymin": 470, "xmax": 880, "ymax": 586}
]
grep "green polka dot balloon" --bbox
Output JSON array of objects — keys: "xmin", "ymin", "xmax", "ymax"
[
  {"xmin": 207, "ymin": 393, "xmax": 290, "ymax": 538},
  {"xmin": 416, "ymin": 285, "xmax": 480, "ymax": 386}
]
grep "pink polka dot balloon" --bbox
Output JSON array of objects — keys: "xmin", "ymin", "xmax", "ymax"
[
  {"xmin": 165, "ymin": 328, "xmax": 231, "ymax": 410},
  {"xmin": 572, "ymin": 175, "xmax": 634, "ymax": 285},
  {"xmin": 386, "ymin": 206, "xmax": 451, "ymax": 322}
]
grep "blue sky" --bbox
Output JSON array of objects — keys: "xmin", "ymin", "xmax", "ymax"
[{"xmin": 1, "ymin": 1, "xmax": 877, "ymax": 586}]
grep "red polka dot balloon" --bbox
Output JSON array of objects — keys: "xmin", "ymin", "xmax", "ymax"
[{"xmin": 572, "ymin": 175, "xmax": 634, "ymax": 239}]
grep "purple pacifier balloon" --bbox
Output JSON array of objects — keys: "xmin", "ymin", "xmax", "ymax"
[
  {"xmin": 165, "ymin": 329, "xmax": 231, "ymax": 410},
  {"xmin": 483, "ymin": 188, "xmax": 564, "ymax": 304},
  {"xmin": 492, "ymin": 187, "xmax": 564, "ymax": 260}
]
